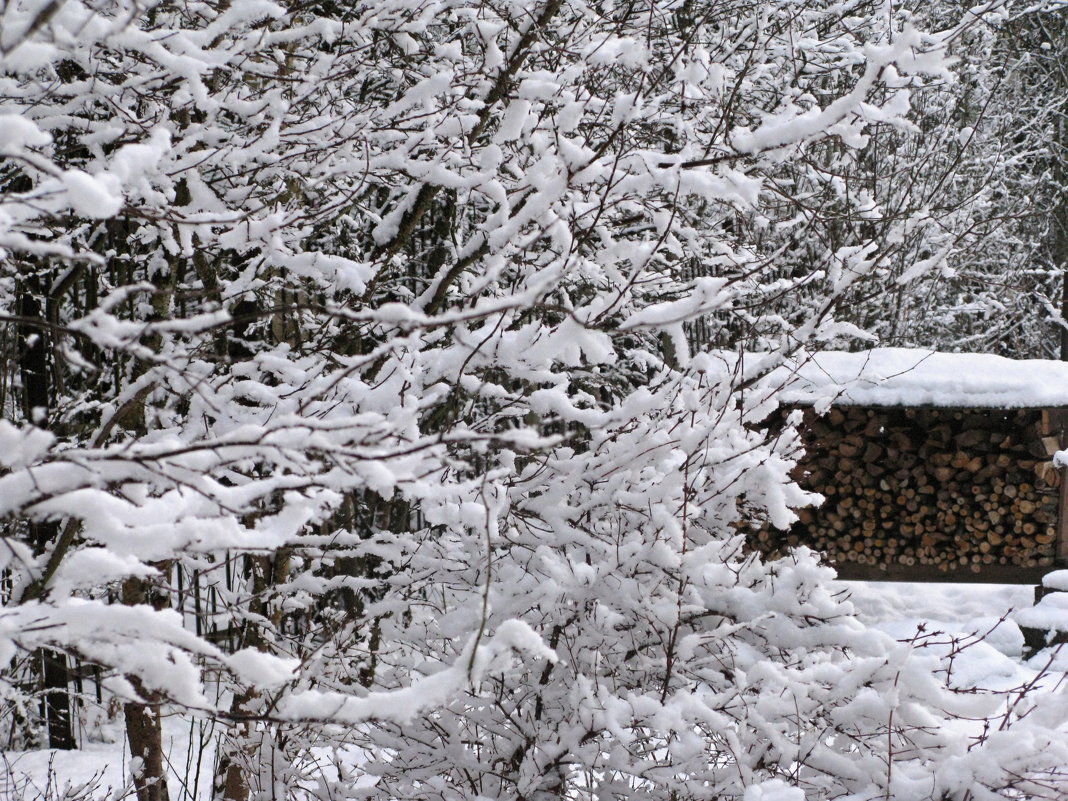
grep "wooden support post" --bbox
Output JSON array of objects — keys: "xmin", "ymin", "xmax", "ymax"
[
  {"xmin": 1058, "ymin": 470, "xmax": 1068, "ymax": 566},
  {"xmin": 1051, "ymin": 409, "xmax": 1068, "ymax": 566}
]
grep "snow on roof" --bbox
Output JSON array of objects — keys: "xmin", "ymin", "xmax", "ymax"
[{"xmin": 771, "ymin": 348, "xmax": 1068, "ymax": 409}]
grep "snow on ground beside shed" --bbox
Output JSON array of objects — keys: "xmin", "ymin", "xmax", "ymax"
[
  {"xmin": 838, "ymin": 580, "xmax": 1036, "ymax": 691},
  {"xmin": 750, "ymin": 347, "xmax": 1068, "ymax": 409},
  {"xmin": 1014, "ymin": 571, "xmax": 1068, "ymax": 634},
  {"xmin": 840, "ymin": 580, "xmax": 1033, "ymax": 626}
]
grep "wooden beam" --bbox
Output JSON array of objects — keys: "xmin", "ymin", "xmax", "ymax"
[
  {"xmin": 832, "ymin": 562, "xmax": 1050, "ymax": 584},
  {"xmin": 1051, "ymin": 409, "xmax": 1068, "ymax": 567}
]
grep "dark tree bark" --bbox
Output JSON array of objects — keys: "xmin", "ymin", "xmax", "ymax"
[
  {"xmin": 122, "ymin": 574, "xmax": 172, "ymax": 801},
  {"xmin": 39, "ymin": 648, "xmax": 75, "ymax": 750},
  {"xmin": 1057, "ymin": 100, "xmax": 1068, "ymax": 360},
  {"xmin": 213, "ymin": 686, "xmax": 255, "ymax": 801},
  {"xmin": 123, "ymin": 676, "xmax": 170, "ymax": 801},
  {"xmin": 18, "ymin": 274, "xmax": 75, "ymax": 750},
  {"xmin": 213, "ymin": 552, "xmax": 290, "ymax": 801}
]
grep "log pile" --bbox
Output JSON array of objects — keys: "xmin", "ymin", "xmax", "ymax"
[{"xmin": 751, "ymin": 406, "xmax": 1062, "ymax": 576}]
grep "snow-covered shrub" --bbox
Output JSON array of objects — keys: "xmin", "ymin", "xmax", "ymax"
[{"xmin": 3, "ymin": 0, "xmax": 1067, "ymax": 799}]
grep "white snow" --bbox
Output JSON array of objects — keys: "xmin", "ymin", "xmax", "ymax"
[
  {"xmin": 763, "ymin": 347, "xmax": 1068, "ymax": 408},
  {"xmin": 1014, "ymin": 591, "xmax": 1068, "ymax": 634},
  {"xmin": 1042, "ymin": 569, "xmax": 1068, "ymax": 591},
  {"xmin": 5, "ymin": 579, "xmax": 1052, "ymax": 799},
  {"xmin": 744, "ymin": 778, "xmax": 805, "ymax": 801},
  {"xmin": 841, "ymin": 581, "xmax": 1038, "ymax": 692},
  {"xmin": 841, "ymin": 581, "xmax": 1033, "ymax": 626},
  {"xmin": 0, "ymin": 113, "xmax": 51, "ymax": 151},
  {"xmin": 59, "ymin": 170, "xmax": 123, "ymax": 218}
]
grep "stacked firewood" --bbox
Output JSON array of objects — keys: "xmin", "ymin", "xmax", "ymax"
[{"xmin": 751, "ymin": 406, "xmax": 1060, "ymax": 574}]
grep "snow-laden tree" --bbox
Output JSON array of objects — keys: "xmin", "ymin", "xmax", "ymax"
[
  {"xmin": 2, "ymin": 1, "xmax": 1067, "ymax": 800},
  {"xmin": 921, "ymin": 3, "xmax": 1068, "ymax": 359},
  {"xmin": 811, "ymin": 2, "xmax": 1068, "ymax": 359}
]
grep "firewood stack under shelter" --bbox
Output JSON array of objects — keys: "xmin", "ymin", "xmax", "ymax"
[{"xmin": 749, "ymin": 349, "xmax": 1068, "ymax": 582}]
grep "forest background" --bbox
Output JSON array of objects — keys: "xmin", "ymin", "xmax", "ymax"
[{"xmin": 3, "ymin": 0, "xmax": 1068, "ymax": 799}]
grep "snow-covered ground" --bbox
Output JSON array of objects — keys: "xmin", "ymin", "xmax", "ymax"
[
  {"xmin": 1, "ymin": 581, "xmax": 1057, "ymax": 800},
  {"xmin": 841, "ymin": 581, "xmax": 1039, "ymax": 692},
  {"xmin": 2, "ymin": 714, "xmax": 217, "ymax": 800},
  {"xmin": 843, "ymin": 580, "xmax": 1032, "ymax": 635}
]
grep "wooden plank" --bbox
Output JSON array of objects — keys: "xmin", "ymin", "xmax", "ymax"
[
  {"xmin": 832, "ymin": 562, "xmax": 1050, "ymax": 584},
  {"xmin": 1050, "ymin": 408, "xmax": 1068, "ymax": 567},
  {"xmin": 1057, "ymin": 462, "xmax": 1068, "ymax": 565}
]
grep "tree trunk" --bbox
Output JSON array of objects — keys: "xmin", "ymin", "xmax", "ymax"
[
  {"xmin": 212, "ymin": 554, "xmax": 274, "ymax": 801},
  {"xmin": 122, "ymin": 574, "xmax": 172, "ymax": 801},
  {"xmin": 19, "ymin": 277, "xmax": 75, "ymax": 750},
  {"xmin": 1053, "ymin": 22, "xmax": 1068, "ymax": 360},
  {"xmin": 39, "ymin": 648, "xmax": 75, "ymax": 750},
  {"xmin": 124, "ymin": 676, "xmax": 170, "ymax": 801},
  {"xmin": 213, "ymin": 686, "xmax": 256, "ymax": 801}
]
